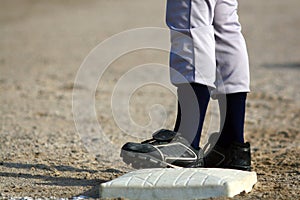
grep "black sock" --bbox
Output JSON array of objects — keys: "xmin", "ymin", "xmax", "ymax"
[
  {"xmin": 217, "ymin": 92, "xmax": 247, "ymax": 148},
  {"xmin": 174, "ymin": 83, "xmax": 210, "ymax": 149}
]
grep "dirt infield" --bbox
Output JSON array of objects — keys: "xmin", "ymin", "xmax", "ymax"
[{"xmin": 0, "ymin": 0, "xmax": 299, "ymax": 199}]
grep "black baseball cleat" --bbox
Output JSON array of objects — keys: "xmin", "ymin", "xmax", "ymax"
[
  {"xmin": 204, "ymin": 141, "xmax": 251, "ymax": 171},
  {"xmin": 120, "ymin": 129, "xmax": 204, "ymax": 169}
]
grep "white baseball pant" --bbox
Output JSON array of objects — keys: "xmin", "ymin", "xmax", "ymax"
[{"xmin": 166, "ymin": 0, "xmax": 250, "ymax": 94}]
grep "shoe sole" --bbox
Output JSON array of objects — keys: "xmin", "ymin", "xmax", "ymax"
[{"xmin": 120, "ymin": 150, "xmax": 182, "ymax": 169}]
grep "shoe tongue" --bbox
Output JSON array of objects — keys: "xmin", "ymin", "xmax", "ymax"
[
  {"xmin": 152, "ymin": 129, "xmax": 177, "ymax": 141},
  {"xmin": 174, "ymin": 135, "xmax": 203, "ymax": 154}
]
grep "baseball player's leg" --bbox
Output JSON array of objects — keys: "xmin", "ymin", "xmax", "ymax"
[
  {"xmin": 204, "ymin": 0, "xmax": 251, "ymax": 171},
  {"xmin": 166, "ymin": 0, "xmax": 217, "ymax": 149}
]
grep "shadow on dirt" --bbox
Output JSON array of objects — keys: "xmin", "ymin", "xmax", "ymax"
[
  {"xmin": 0, "ymin": 171, "xmax": 104, "ymax": 187},
  {"xmin": 262, "ymin": 62, "xmax": 300, "ymax": 69},
  {"xmin": 0, "ymin": 162, "xmax": 127, "ymax": 198},
  {"xmin": 0, "ymin": 162, "xmax": 98, "ymax": 173},
  {"xmin": 0, "ymin": 162, "xmax": 124, "ymax": 174}
]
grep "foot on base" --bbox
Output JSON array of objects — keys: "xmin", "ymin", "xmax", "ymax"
[{"xmin": 121, "ymin": 129, "xmax": 204, "ymax": 169}]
